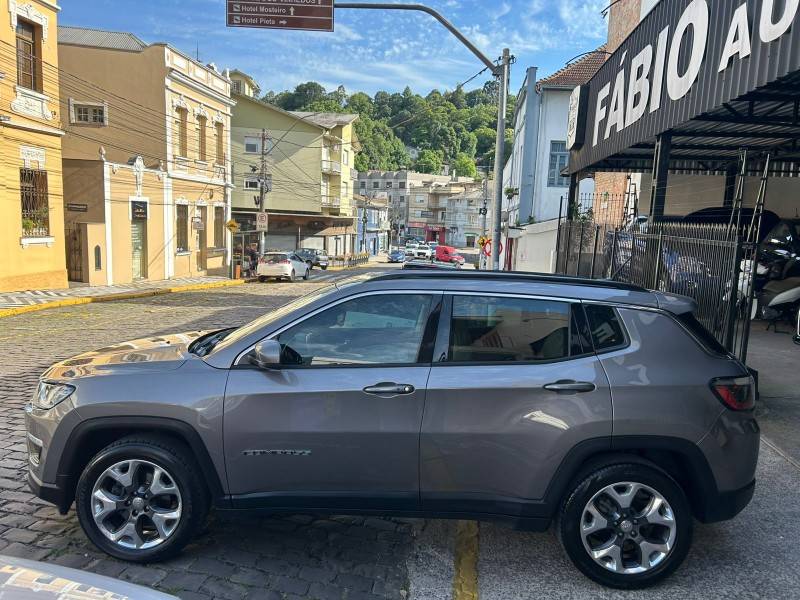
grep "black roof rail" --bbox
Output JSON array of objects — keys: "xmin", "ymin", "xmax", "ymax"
[{"xmin": 368, "ymin": 270, "xmax": 649, "ymax": 293}]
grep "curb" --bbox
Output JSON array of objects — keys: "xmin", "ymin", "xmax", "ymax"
[{"xmin": 0, "ymin": 279, "xmax": 246, "ymax": 319}]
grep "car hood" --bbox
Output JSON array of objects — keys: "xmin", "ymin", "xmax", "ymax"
[{"xmin": 42, "ymin": 331, "xmax": 207, "ymax": 380}]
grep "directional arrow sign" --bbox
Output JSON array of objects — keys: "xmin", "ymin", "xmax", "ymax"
[{"xmin": 227, "ymin": 0, "xmax": 334, "ymax": 32}]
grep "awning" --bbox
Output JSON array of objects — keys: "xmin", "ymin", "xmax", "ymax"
[
  {"xmin": 568, "ymin": 0, "xmax": 800, "ymax": 176},
  {"xmin": 314, "ymin": 225, "xmax": 357, "ymax": 237}
]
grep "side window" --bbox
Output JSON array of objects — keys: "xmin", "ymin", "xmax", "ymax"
[
  {"xmin": 448, "ymin": 296, "xmax": 573, "ymax": 363},
  {"xmin": 584, "ymin": 304, "xmax": 627, "ymax": 351},
  {"xmin": 277, "ymin": 294, "xmax": 434, "ymax": 366}
]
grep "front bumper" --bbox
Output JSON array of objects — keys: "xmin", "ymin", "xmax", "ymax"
[{"xmin": 28, "ymin": 469, "xmax": 71, "ymax": 514}]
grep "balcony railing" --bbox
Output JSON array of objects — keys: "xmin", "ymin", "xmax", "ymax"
[
  {"xmin": 322, "ymin": 160, "xmax": 342, "ymax": 175},
  {"xmin": 322, "ymin": 195, "xmax": 341, "ymax": 207}
]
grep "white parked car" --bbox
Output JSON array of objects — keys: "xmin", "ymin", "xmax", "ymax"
[
  {"xmin": 405, "ymin": 242, "xmax": 419, "ymax": 253},
  {"xmin": 415, "ymin": 244, "xmax": 433, "ymax": 259},
  {"xmin": 257, "ymin": 252, "xmax": 310, "ymax": 282}
]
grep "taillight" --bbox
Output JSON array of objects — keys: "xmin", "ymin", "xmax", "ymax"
[
  {"xmin": 710, "ymin": 376, "xmax": 755, "ymax": 411},
  {"xmin": 280, "ymin": 259, "xmax": 290, "ymax": 264}
]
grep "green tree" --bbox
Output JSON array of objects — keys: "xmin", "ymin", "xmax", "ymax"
[
  {"xmin": 453, "ymin": 153, "xmax": 478, "ymax": 179},
  {"xmin": 415, "ymin": 149, "xmax": 443, "ymax": 174}
]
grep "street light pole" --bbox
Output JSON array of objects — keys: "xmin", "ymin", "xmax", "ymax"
[
  {"xmin": 491, "ymin": 49, "xmax": 510, "ymax": 271},
  {"xmin": 335, "ymin": 2, "xmax": 511, "ymax": 270}
]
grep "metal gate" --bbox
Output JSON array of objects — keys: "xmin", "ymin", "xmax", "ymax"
[{"xmin": 65, "ymin": 225, "xmax": 83, "ymax": 282}]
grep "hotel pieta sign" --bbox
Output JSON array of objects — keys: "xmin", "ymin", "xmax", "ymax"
[{"xmin": 569, "ymin": 0, "xmax": 800, "ymax": 172}]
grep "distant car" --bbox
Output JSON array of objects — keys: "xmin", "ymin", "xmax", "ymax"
[
  {"xmin": 257, "ymin": 252, "xmax": 310, "ymax": 282},
  {"xmin": 402, "ymin": 259, "xmax": 460, "ymax": 270},
  {"xmin": 388, "ymin": 249, "xmax": 406, "ymax": 263},
  {"xmin": 435, "ymin": 245, "xmax": 465, "ymax": 265},
  {"xmin": 295, "ymin": 248, "xmax": 329, "ymax": 270},
  {"xmin": 405, "ymin": 242, "xmax": 419, "ymax": 253},
  {"xmin": 415, "ymin": 244, "xmax": 433, "ymax": 259},
  {"xmin": 0, "ymin": 555, "xmax": 176, "ymax": 599}
]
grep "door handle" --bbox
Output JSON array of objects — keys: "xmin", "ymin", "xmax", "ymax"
[
  {"xmin": 363, "ymin": 382, "xmax": 416, "ymax": 396},
  {"xmin": 543, "ymin": 380, "xmax": 596, "ymax": 393}
]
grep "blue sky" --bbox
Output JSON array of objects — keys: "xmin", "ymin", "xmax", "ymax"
[{"xmin": 61, "ymin": 0, "xmax": 609, "ymax": 96}]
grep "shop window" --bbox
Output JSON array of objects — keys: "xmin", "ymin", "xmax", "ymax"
[
  {"xmin": 214, "ymin": 206, "xmax": 225, "ymax": 248},
  {"xmin": 548, "ymin": 141, "xmax": 570, "ymax": 187},
  {"xmin": 16, "ymin": 20, "xmax": 41, "ymax": 92},
  {"xmin": 197, "ymin": 116, "xmax": 208, "ymax": 161},
  {"xmin": 176, "ymin": 205, "xmax": 189, "ymax": 252},
  {"xmin": 20, "ymin": 168, "xmax": 49, "ymax": 237}
]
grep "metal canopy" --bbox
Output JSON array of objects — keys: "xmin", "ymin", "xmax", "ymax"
[{"xmin": 584, "ymin": 70, "xmax": 800, "ymax": 176}]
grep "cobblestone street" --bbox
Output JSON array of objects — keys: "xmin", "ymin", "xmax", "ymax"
[{"xmin": 0, "ymin": 274, "xmax": 442, "ymax": 600}]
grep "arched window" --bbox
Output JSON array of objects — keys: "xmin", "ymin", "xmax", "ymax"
[{"xmin": 94, "ymin": 245, "xmax": 102, "ymax": 271}]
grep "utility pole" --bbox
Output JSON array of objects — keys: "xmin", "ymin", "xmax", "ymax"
[
  {"xmin": 258, "ymin": 128, "xmax": 269, "ymax": 254},
  {"xmin": 335, "ymin": 3, "xmax": 511, "ymax": 270},
  {"xmin": 491, "ymin": 48, "xmax": 510, "ymax": 271}
]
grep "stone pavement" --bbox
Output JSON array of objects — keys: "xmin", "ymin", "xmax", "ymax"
[{"xmin": 0, "ymin": 275, "xmax": 430, "ymax": 600}]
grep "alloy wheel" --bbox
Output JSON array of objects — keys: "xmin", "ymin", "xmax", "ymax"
[
  {"xmin": 90, "ymin": 459, "xmax": 182, "ymax": 550},
  {"xmin": 580, "ymin": 481, "xmax": 677, "ymax": 575}
]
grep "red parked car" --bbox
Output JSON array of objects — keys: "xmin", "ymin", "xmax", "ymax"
[{"xmin": 435, "ymin": 245, "xmax": 465, "ymax": 265}]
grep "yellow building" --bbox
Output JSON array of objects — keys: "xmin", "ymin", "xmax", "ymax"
[
  {"xmin": 57, "ymin": 26, "xmax": 233, "ymax": 285},
  {"xmin": 0, "ymin": 0, "xmax": 68, "ymax": 291},
  {"xmin": 229, "ymin": 70, "xmax": 360, "ymax": 256}
]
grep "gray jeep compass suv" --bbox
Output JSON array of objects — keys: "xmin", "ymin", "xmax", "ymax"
[{"xmin": 25, "ymin": 271, "xmax": 759, "ymax": 589}]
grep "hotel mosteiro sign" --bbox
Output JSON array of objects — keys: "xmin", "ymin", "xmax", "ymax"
[
  {"xmin": 227, "ymin": 0, "xmax": 334, "ymax": 32},
  {"xmin": 569, "ymin": 0, "xmax": 800, "ymax": 172}
]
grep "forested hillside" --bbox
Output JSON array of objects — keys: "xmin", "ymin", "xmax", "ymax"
[{"xmin": 263, "ymin": 82, "xmax": 515, "ymax": 177}]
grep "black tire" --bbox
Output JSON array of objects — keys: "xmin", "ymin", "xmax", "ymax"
[
  {"xmin": 322, "ymin": 265, "xmax": 328, "ymax": 270},
  {"xmin": 303, "ymin": 267, "xmax": 310, "ymax": 280},
  {"xmin": 288, "ymin": 269, "xmax": 296, "ymax": 282},
  {"xmin": 306, "ymin": 261, "xmax": 314, "ymax": 271},
  {"xmin": 557, "ymin": 462, "xmax": 692, "ymax": 590},
  {"xmin": 258, "ymin": 276, "xmax": 267, "ymax": 283},
  {"xmin": 75, "ymin": 435, "xmax": 209, "ymax": 563}
]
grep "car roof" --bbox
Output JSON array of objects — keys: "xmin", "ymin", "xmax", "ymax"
[{"xmin": 333, "ymin": 270, "xmax": 695, "ymax": 313}]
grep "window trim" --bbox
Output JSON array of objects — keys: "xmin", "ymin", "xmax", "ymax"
[
  {"xmin": 547, "ymin": 140, "xmax": 570, "ymax": 188},
  {"xmin": 233, "ymin": 290, "xmax": 443, "ymax": 368},
  {"xmin": 433, "ymin": 292, "xmax": 593, "ymax": 367}
]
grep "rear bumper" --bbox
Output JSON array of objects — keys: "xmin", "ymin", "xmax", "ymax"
[{"xmin": 697, "ymin": 479, "xmax": 755, "ymax": 523}]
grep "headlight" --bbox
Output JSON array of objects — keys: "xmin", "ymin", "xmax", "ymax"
[{"xmin": 33, "ymin": 381, "xmax": 75, "ymax": 410}]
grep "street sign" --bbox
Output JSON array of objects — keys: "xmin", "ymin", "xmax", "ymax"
[
  {"xmin": 226, "ymin": 219, "xmax": 240, "ymax": 233},
  {"xmin": 192, "ymin": 217, "xmax": 205, "ymax": 231},
  {"xmin": 256, "ymin": 212, "xmax": 269, "ymax": 232},
  {"xmin": 227, "ymin": 1, "xmax": 334, "ymax": 32}
]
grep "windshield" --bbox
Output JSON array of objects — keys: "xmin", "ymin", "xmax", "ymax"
[{"xmin": 209, "ymin": 284, "xmax": 339, "ymax": 354}]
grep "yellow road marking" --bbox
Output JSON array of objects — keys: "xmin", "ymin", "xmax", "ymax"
[
  {"xmin": 453, "ymin": 520, "xmax": 479, "ymax": 600},
  {"xmin": 0, "ymin": 279, "xmax": 245, "ymax": 319}
]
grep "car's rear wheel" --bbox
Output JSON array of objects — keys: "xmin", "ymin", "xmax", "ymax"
[
  {"xmin": 558, "ymin": 463, "xmax": 691, "ymax": 589},
  {"xmin": 306, "ymin": 260, "xmax": 314, "ymax": 270},
  {"xmin": 303, "ymin": 267, "xmax": 310, "ymax": 280},
  {"xmin": 76, "ymin": 435, "xmax": 208, "ymax": 562},
  {"xmin": 288, "ymin": 269, "xmax": 296, "ymax": 282},
  {"xmin": 258, "ymin": 276, "xmax": 267, "ymax": 283}
]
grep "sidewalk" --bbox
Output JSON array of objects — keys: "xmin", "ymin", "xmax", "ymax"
[{"xmin": 0, "ymin": 276, "xmax": 245, "ymax": 318}]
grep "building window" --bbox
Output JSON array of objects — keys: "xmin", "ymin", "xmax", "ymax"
[
  {"xmin": 415, "ymin": 195, "xmax": 425, "ymax": 203},
  {"xmin": 343, "ymin": 150, "xmax": 349, "ymax": 165},
  {"xmin": 343, "ymin": 182, "xmax": 349, "ymax": 197},
  {"xmin": 360, "ymin": 180, "xmax": 366, "ymax": 188},
  {"xmin": 197, "ymin": 116, "xmax": 208, "ymax": 161},
  {"xmin": 244, "ymin": 136, "xmax": 261, "ymax": 154},
  {"xmin": 74, "ymin": 103, "xmax": 105, "ymax": 124},
  {"xmin": 399, "ymin": 195, "xmax": 405, "ymax": 202},
  {"xmin": 16, "ymin": 20, "xmax": 41, "ymax": 92},
  {"xmin": 244, "ymin": 178, "xmax": 260, "ymax": 190},
  {"xmin": 399, "ymin": 181, "xmax": 406, "ymax": 189},
  {"xmin": 215, "ymin": 122, "xmax": 225, "ymax": 166},
  {"xmin": 232, "ymin": 80, "xmax": 242, "ymax": 94},
  {"xmin": 548, "ymin": 141, "xmax": 570, "ymax": 187},
  {"xmin": 20, "ymin": 168, "xmax": 49, "ymax": 237},
  {"xmin": 386, "ymin": 181, "xmax": 393, "ymax": 188},
  {"xmin": 214, "ymin": 206, "xmax": 225, "ymax": 248},
  {"xmin": 372, "ymin": 181, "xmax": 380, "ymax": 189},
  {"xmin": 174, "ymin": 108, "xmax": 188, "ymax": 158},
  {"xmin": 176, "ymin": 204, "xmax": 189, "ymax": 252}
]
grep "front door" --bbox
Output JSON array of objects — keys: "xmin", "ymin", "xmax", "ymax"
[
  {"xmin": 224, "ymin": 292, "xmax": 441, "ymax": 510},
  {"xmin": 421, "ymin": 294, "xmax": 612, "ymax": 517},
  {"xmin": 131, "ymin": 219, "xmax": 147, "ymax": 280}
]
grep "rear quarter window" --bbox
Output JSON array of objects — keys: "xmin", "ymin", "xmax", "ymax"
[
  {"xmin": 583, "ymin": 304, "xmax": 628, "ymax": 352},
  {"xmin": 675, "ymin": 313, "xmax": 729, "ymax": 356}
]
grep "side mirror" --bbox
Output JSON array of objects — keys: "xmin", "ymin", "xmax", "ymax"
[{"xmin": 250, "ymin": 340, "xmax": 282, "ymax": 369}]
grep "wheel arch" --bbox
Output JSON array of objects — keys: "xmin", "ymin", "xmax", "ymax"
[
  {"xmin": 544, "ymin": 436, "xmax": 719, "ymax": 523},
  {"xmin": 55, "ymin": 416, "xmax": 227, "ymax": 513}
]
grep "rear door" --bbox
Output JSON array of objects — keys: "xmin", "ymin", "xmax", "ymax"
[{"xmin": 421, "ymin": 294, "xmax": 612, "ymax": 517}]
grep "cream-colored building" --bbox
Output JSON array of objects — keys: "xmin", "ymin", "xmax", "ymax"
[
  {"xmin": 0, "ymin": 0, "xmax": 68, "ymax": 291},
  {"xmin": 58, "ymin": 26, "xmax": 233, "ymax": 285},
  {"xmin": 229, "ymin": 70, "xmax": 360, "ymax": 256}
]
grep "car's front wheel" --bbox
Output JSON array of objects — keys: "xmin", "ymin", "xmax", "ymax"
[
  {"xmin": 558, "ymin": 463, "xmax": 692, "ymax": 589},
  {"xmin": 76, "ymin": 435, "xmax": 209, "ymax": 562}
]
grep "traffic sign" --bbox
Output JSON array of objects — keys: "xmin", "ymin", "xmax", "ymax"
[
  {"xmin": 226, "ymin": 219, "xmax": 240, "ymax": 233},
  {"xmin": 227, "ymin": 1, "xmax": 334, "ymax": 32},
  {"xmin": 256, "ymin": 212, "xmax": 269, "ymax": 232}
]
